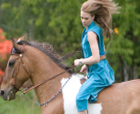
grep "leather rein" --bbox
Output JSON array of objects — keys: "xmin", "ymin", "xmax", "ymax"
[{"xmin": 11, "ymin": 45, "xmax": 76, "ymax": 94}]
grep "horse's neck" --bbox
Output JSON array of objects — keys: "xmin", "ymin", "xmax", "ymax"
[{"xmin": 27, "ymin": 49, "xmax": 70, "ymax": 105}]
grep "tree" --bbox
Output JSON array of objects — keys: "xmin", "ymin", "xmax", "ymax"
[{"xmin": 106, "ymin": 0, "xmax": 140, "ymax": 81}]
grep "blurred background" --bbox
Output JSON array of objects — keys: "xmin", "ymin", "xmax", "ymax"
[{"xmin": 0, "ymin": 0, "xmax": 140, "ymax": 113}]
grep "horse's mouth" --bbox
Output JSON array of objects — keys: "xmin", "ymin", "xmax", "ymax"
[
  {"xmin": 1, "ymin": 87, "xmax": 18, "ymax": 101},
  {"xmin": 7, "ymin": 89, "xmax": 16, "ymax": 100}
]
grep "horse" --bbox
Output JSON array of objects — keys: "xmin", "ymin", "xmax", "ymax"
[{"xmin": 1, "ymin": 38, "xmax": 140, "ymax": 114}]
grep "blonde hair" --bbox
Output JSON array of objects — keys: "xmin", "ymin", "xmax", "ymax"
[{"xmin": 81, "ymin": 0, "xmax": 120, "ymax": 38}]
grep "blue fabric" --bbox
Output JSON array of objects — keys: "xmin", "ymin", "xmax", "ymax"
[{"xmin": 76, "ymin": 21, "xmax": 115, "ymax": 112}]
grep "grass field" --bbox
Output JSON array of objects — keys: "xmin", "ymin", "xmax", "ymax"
[{"xmin": 0, "ymin": 91, "xmax": 40, "ymax": 114}]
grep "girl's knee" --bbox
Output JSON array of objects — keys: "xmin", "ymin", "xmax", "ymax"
[{"xmin": 76, "ymin": 95, "xmax": 88, "ymax": 104}]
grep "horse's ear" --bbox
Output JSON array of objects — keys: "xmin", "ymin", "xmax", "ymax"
[
  {"xmin": 11, "ymin": 38, "xmax": 21, "ymax": 52},
  {"xmin": 17, "ymin": 36, "xmax": 24, "ymax": 43},
  {"xmin": 16, "ymin": 36, "xmax": 29, "ymax": 45}
]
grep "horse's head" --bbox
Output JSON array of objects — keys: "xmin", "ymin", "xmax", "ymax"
[
  {"xmin": 0, "ymin": 37, "xmax": 72, "ymax": 101},
  {"xmin": 0, "ymin": 38, "xmax": 30, "ymax": 100}
]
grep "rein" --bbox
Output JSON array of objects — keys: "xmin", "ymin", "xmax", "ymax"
[
  {"xmin": 37, "ymin": 74, "xmax": 73, "ymax": 106},
  {"xmin": 22, "ymin": 64, "xmax": 75, "ymax": 94}
]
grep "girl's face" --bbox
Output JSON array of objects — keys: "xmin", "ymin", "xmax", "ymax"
[{"xmin": 81, "ymin": 11, "xmax": 95, "ymax": 28}]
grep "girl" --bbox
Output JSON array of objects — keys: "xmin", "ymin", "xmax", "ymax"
[{"xmin": 74, "ymin": 0, "xmax": 119, "ymax": 114}]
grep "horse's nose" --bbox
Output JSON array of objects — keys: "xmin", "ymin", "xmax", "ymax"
[{"xmin": 0, "ymin": 90, "xmax": 5, "ymax": 96}]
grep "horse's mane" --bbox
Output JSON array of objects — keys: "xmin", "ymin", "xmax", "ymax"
[{"xmin": 16, "ymin": 39, "xmax": 72, "ymax": 73}]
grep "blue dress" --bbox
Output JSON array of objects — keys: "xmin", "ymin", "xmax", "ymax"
[{"xmin": 76, "ymin": 21, "xmax": 115, "ymax": 112}]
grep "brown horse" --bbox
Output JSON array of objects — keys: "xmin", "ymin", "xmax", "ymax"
[{"xmin": 1, "ymin": 38, "xmax": 140, "ymax": 114}]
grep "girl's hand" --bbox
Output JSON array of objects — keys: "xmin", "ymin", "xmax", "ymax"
[
  {"xmin": 80, "ymin": 64, "xmax": 88, "ymax": 74},
  {"xmin": 74, "ymin": 59, "xmax": 83, "ymax": 66}
]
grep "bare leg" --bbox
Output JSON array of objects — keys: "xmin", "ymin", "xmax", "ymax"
[{"xmin": 78, "ymin": 110, "xmax": 88, "ymax": 114}]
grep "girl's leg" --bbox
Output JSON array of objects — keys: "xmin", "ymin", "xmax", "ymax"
[
  {"xmin": 76, "ymin": 74, "xmax": 106, "ymax": 112},
  {"xmin": 78, "ymin": 110, "xmax": 87, "ymax": 114}
]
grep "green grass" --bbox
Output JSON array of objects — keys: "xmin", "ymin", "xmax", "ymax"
[{"xmin": 0, "ymin": 91, "xmax": 40, "ymax": 114}]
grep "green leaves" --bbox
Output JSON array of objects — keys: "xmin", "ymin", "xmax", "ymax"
[
  {"xmin": 1, "ymin": 3, "xmax": 11, "ymax": 9},
  {"xmin": 104, "ymin": 0, "xmax": 140, "ymax": 81}
]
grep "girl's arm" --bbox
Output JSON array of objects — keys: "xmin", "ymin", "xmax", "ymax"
[{"xmin": 74, "ymin": 31, "xmax": 100, "ymax": 66}]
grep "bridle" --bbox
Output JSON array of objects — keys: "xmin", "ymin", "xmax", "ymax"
[
  {"xmin": 10, "ymin": 45, "xmax": 76, "ymax": 95},
  {"xmin": 10, "ymin": 44, "xmax": 30, "ymax": 91},
  {"xmin": 12, "ymin": 54, "xmax": 30, "ymax": 86}
]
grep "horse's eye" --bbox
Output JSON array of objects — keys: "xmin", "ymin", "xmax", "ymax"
[{"xmin": 9, "ymin": 61, "xmax": 15, "ymax": 66}]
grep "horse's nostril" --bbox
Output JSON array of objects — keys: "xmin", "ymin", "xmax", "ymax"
[{"xmin": 0, "ymin": 90, "xmax": 4, "ymax": 96}]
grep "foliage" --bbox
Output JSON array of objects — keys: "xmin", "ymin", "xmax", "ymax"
[
  {"xmin": 47, "ymin": 0, "xmax": 85, "ymax": 53},
  {"xmin": 0, "ymin": 91, "xmax": 40, "ymax": 114},
  {"xmin": 105, "ymin": 0, "xmax": 140, "ymax": 81}
]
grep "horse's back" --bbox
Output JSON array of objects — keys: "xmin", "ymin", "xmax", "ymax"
[
  {"xmin": 96, "ymin": 79, "xmax": 140, "ymax": 114},
  {"xmin": 61, "ymin": 74, "xmax": 140, "ymax": 114}
]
